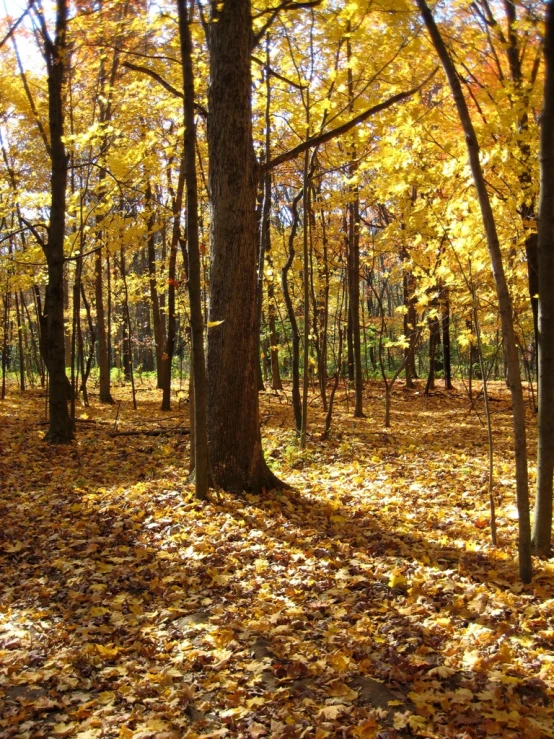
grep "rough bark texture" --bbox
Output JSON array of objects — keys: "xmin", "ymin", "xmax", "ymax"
[
  {"xmin": 43, "ymin": 0, "xmax": 74, "ymax": 444},
  {"xmin": 532, "ymin": 0, "xmax": 554, "ymax": 556},
  {"xmin": 206, "ymin": 0, "xmax": 281, "ymax": 492},
  {"xmin": 417, "ymin": 0, "xmax": 532, "ymax": 582}
]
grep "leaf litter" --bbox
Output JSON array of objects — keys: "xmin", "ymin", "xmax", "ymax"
[{"xmin": 0, "ymin": 381, "xmax": 553, "ymax": 738}]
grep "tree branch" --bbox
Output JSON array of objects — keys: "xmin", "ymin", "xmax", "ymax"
[
  {"xmin": 265, "ymin": 68, "xmax": 439, "ymax": 170},
  {"xmin": 252, "ymin": 0, "xmax": 322, "ymax": 48},
  {"xmin": 122, "ymin": 61, "xmax": 208, "ymax": 118},
  {"xmin": 0, "ymin": 0, "xmax": 35, "ymax": 49}
]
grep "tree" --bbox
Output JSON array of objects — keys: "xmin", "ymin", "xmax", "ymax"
[
  {"xmin": 38, "ymin": 0, "xmax": 74, "ymax": 443},
  {"xmin": 177, "ymin": 0, "xmax": 209, "ymax": 500},
  {"xmin": 416, "ymin": 0, "xmax": 532, "ymax": 583},
  {"xmin": 206, "ymin": 0, "xmax": 282, "ymax": 491},
  {"xmin": 532, "ymin": 0, "xmax": 554, "ymax": 557}
]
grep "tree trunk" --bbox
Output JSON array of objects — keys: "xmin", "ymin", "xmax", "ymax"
[
  {"xmin": 346, "ymin": 32, "xmax": 364, "ymax": 418},
  {"xmin": 14, "ymin": 292, "xmax": 25, "ymax": 392},
  {"xmin": 441, "ymin": 285, "xmax": 453, "ymax": 390},
  {"xmin": 146, "ymin": 182, "xmax": 166, "ymax": 388},
  {"xmin": 43, "ymin": 0, "xmax": 73, "ymax": 444},
  {"xmin": 119, "ymin": 247, "xmax": 137, "ymax": 409},
  {"xmin": 1, "ymin": 292, "xmax": 9, "ymax": 400},
  {"xmin": 532, "ymin": 0, "xmax": 554, "ymax": 557},
  {"xmin": 417, "ymin": 0, "xmax": 532, "ymax": 582},
  {"xmin": 206, "ymin": 0, "xmax": 281, "ymax": 491},
  {"xmin": 425, "ymin": 312, "xmax": 440, "ymax": 395},
  {"xmin": 95, "ymin": 248, "xmax": 113, "ymax": 403},
  {"xmin": 403, "ymin": 253, "xmax": 418, "ymax": 388},
  {"xmin": 282, "ymin": 191, "xmax": 303, "ymax": 432},
  {"xmin": 160, "ymin": 207, "xmax": 179, "ymax": 410}
]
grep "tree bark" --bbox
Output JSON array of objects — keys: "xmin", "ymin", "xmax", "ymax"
[
  {"xmin": 42, "ymin": 0, "xmax": 74, "ymax": 443},
  {"xmin": 206, "ymin": 0, "xmax": 281, "ymax": 491},
  {"xmin": 532, "ymin": 0, "xmax": 554, "ymax": 556}
]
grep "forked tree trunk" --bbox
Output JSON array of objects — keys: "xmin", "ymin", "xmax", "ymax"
[
  {"xmin": 417, "ymin": 0, "xmax": 532, "ymax": 582},
  {"xmin": 532, "ymin": 0, "xmax": 554, "ymax": 556},
  {"xmin": 206, "ymin": 0, "xmax": 282, "ymax": 491}
]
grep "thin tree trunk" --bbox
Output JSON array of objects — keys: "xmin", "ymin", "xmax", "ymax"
[
  {"xmin": 346, "ymin": 30, "xmax": 364, "ymax": 417},
  {"xmin": 301, "ymin": 148, "xmax": 310, "ymax": 449},
  {"xmin": 95, "ymin": 248, "xmax": 113, "ymax": 403},
  {"xmin": 417, "ymin": 0, "xmax": 531, "ymax": 582},
  {"xmin": 282, "ymin": 191, "xmax": 303, "ymax": 432},
  {"xmin": 119, "ymin": 247, "xmax": 137, "ymax": 410},
  {"xmin": 441, "ymin": 284, "xmax": 453, "ymax": 389},
  {"xmin": 14, "ymin": 292, "xmax": 25, "ymax": 392},
  {"xmin": 1, "ymin": 291, "xmax": 9, "ymax": 400},
  {"xmin": 425, "ymin": 311, "xmax": 440, "ymax": 395},
  {"xmin": 532, "ymin": 0, "xmax": 554, "ymax": 556},
  {"xmin": 20, "ymin": 291, "xmax": 42, "ymax": 388},
  {"xmin": 161, "ymin": 150, "xmax": 185, "ymax": 411},
  {"xmin": 80, "ymin": 283, "xmax": 95, "ymax": 400},
  {"xmin": 146, "ymin": 182, "xmax": 166, "ymax": 389}
]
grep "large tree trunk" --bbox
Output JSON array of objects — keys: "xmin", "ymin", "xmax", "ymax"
[
  {"xmin": 206, "ymin": 0, "xmax": 281, "ymax": 491},
  {"xmin": 532, "ymin": 0, "xmax": 554, "ymax": 556},
  {"xmin": 43, "ymin": 0, "xmax": 73, "ymax": 444},
  {"xmin": 417, "ymin": 0, "xmax": 532, "ymax": 582}
]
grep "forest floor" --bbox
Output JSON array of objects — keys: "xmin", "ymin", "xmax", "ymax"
[{"xmin": 0, "ymin": 379, "xmax": 553, "ymax": 739}]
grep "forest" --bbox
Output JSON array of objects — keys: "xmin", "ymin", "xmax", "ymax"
[{"xmin": 1, "ymin": 0, "xmax": 554, "ymax": 736}]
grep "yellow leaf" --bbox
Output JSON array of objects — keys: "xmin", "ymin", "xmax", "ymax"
[
  {"xmin": 318, "ymin": 704, "xmax": 348, "ymax": 720},
  {"xmin": 327, "ymin": 682, "xmax": 358, "ymax": 701},
  {"xmin": 388, "ymin": 570, "xmax": 408, "ymax": 589},
  {"xmin": 89, "ymin": 607, "xmax": 110, "ymax": 617},
  {"xmin": 53, "ymin": 724, "xmax": 76, "ymax": 735},
  {"xmin": 207, "ymin": 320, "xmax": 224, "ymax": 328},
  {"xmin": 96, "ymin": 644, "xmax": 120, "ymax": 660},
  {"xmin": 3, "ymin": 541, "xmax": 25, "ymax": 553}
]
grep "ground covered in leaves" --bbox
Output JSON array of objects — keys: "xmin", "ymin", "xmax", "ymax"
[{"xmin": 0, "ymin": 379, "xmax": 553, "ymax": 739}]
